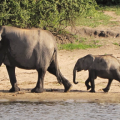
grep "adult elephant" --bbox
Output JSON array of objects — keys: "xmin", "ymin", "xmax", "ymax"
[
  {"xmin": 0, "ymin": 26, "xmax": 72, "ymax": 93},
  {"xmin": 73, "ymin": 54, "xmax": 120, "ymax": 92}
]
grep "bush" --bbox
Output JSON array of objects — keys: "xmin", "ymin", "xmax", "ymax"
[{"xmin": 0, "ymin": 0, "xmax": 97, "ymax": 32}]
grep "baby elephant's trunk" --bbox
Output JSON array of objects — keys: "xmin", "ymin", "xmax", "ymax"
[{"xmin": 73, "ymin": 67, "xmax": 78, "ymax": 84}]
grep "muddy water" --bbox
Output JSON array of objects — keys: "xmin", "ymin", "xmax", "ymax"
[{"xmin": 0, "ymin": 100, "xmax": 120, "ymax": 120}]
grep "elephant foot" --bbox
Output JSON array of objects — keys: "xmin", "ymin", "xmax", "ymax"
[
  {"xmin": 89, "ymin": 89, "xmax": 95, "ymax": 93},
  {"xmin": 64, "ymin": 83, "xmax": 72, "ymax": 92},
  {"xmin": 85, "ymin": 81, "xmax": 91, "ymax": 90},
  {"xmin": 31, "ymin": 87, "xmax": 44, "ymax": 93},
  {"xmin": 9, "ymin": 87, "xmax": 20, "ymax": 92},
  {"xmin": 102, "ymin": 88, "xmax": 109, "ymax": 92},
  {"xmin": 87, "ymin": 85, "xmax": 91, "ymax": 90}
]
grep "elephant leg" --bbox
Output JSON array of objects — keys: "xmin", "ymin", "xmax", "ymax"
[
  {"xmin": 47, "ymin": 61, "xmax": 56, "ymax": 75},
  {"xmin": 6, "ymin": 66, "xmax": 20, "ymax": 92},
  {"xmin": 47, "ymin": 61, "xmax": 72, "ymax": 92},
  {"xmin": 85, "ymin": 78, "xmax": 91, "ymax": 90},
  {"xmin": 61, "ymin": 75, "xmax": 72, "ymax": 92},
  {"xmin": 89, "ymin": 78, "xmax": 95, "ymax": 92},
  {"xmin": 88, "ymin": 71, "xmax": 95, "ymax": 92},
  {"xmin": 31, "ymin": 69, "xmax": 46, "ymax": 93},
  {"xmin": 103, "ymin": 79, "xmax": 113, "ymax": 92}
]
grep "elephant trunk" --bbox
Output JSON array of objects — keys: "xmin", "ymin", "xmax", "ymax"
[{"xmin": 73, "ymin": 67, "xmax": 78, "ymax": 84}]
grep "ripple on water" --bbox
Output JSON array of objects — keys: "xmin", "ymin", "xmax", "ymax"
[{"xmin": 0, "ymin": 101, "xmax": 120, "ymax": 120}]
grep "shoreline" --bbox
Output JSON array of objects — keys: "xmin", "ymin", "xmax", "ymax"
[{"xmin": 0, "ymin": 90, "xmax": 120, "ymax": 103}]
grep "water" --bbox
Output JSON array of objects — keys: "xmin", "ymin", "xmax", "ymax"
[{"xmin": 0, "ymin": 101, "xmax": 120, "ymax": 120}]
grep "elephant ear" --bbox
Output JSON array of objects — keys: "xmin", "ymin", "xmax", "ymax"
[{"xmin": 83, "ymin": 54, "xmax": 94, "ymax": 70}]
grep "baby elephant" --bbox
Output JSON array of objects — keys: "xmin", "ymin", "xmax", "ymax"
[{"xmin": 73, "ymin": 54, "xmax": 120, "ymax": 92}]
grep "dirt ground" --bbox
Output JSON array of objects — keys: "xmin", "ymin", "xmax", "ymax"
[{"xmin": 0, "ymin": 11, "xmax": 120, "ymax": 103}]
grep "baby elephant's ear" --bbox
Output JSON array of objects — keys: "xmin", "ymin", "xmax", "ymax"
[{"xmin": 83, "ymin": 54, "xmax": 94, "ymax": 70}]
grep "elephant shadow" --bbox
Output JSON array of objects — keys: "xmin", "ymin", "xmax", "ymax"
[
  {"xmin": 0, "ymin": 90, "xmax": 9, "ymax": 93},
  {"xmin": 45, "ymin": 89, "xmax": 90, "ymax": 93},
  {"xmin": 0, "ymin": 89, "xmax": 119, "ymax": 93},
  {"xmin": 0, "ymin": 89, "xmax": 87, "ymax": 93},
  {"xmin": 44, "ymin": 89, "xmax": 120, "ymax": 93}
]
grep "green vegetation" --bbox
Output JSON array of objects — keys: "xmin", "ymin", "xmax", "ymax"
[
  {"xmin": 58, "ymin": 43, "xmax": 101, "ymax": 50},
  {"xmin": 113, "ymin": 43, "xmax": 119, "ymax": 46},
  {"xmin": 0, "ymin": 0, "xmax": 97, "ymax": 31},
  {"xmin": 76, "ymin": 13, "xmax": 111, "ymax": 27},
  {"xmin": 99, "ymin": 5, "xmax": 120, "ymax": 15},
  {"xmin": 115, "ymin": 7, "xmax": 120, "ymax": 15},
  {"xmin": 76, "ymin": 6, "xmax": 120, "ymax": 28},
  {"xmin": 58, "ymin": 37, "xmax": 101, "ymax": 50},
  {"xmin": 1, "ymin": 0, "xmax": 120, "ymax": 50},
  {"xmin": 1, "ymin": 0, "xmax": 119, "ymax": 30}
]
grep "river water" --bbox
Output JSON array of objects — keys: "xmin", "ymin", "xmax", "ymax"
[{"xmin": 0, "ymin": 100, "xmax": 120, "ymax": 120}]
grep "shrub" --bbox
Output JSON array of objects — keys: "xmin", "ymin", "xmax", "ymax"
[{"xmin": 0, "ymin": 0, "xmax": 97, "ymax": 32}]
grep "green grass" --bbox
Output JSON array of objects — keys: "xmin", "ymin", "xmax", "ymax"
[
  {"xmin": 113, "ymin": 43, "xmax": 119, "ymax": 46},
  {"xmin": 76, "ymin": 11, "xmax": 118, "ymax": 27},
  {"xmin": 100, "ymin": 5, "xmax": 120, "ymax": 15},
  {"xmin": 58, "ymin": 36, "xmax": 102, "ymax": 50},
  {"xmin": 75, "ymin": 6, "xmax": 120, "ymax": 28},
  {"xmin": 58, "ymin": 43, "xmax": 101, "ymax": 50}
]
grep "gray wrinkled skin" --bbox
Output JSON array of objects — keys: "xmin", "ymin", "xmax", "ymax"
[
  {"xmin": 73, "ymin": 54, "xmax": 120, "ymax": 92},
  {"xmin": 0, "ymin": 26, "xmax": 71, "ymax": 93}
]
